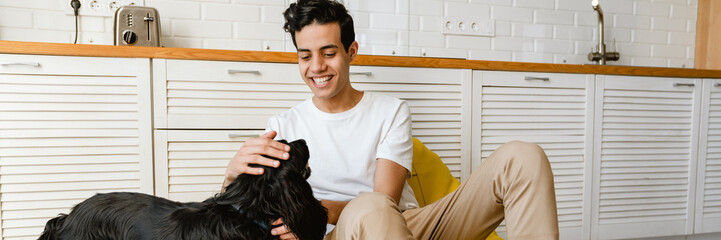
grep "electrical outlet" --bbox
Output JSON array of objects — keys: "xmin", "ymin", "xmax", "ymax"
[
  {"xmin": 110, "ymin": 0, "xmax": 143, "ymax": 14},
  {"xmin": 64, "ymin": 0, "xmax": 102, "ymax": 16},
  {"xmin": 441, "ymin": 17, "xmax": 494, "ymax": 37},
  {"xmin": 66, "ymin": 0, "xmax": 143, "ymax": 17}
]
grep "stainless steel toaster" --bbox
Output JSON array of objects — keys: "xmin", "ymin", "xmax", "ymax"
[{"xmin": 114, "ymin": 6, "xmax": 161, "ymax": 47}]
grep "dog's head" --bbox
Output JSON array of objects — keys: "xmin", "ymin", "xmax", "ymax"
[
  {"xmin": 216, "ymin": 139, "xmax": 327, "ymax": 240},
  {"xmin": 264, "ymin": 139, "xmax": 311, "ymax": 180}
]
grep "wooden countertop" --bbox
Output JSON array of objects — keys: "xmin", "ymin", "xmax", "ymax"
[{"xmin": 2, "ymin": 40, "xmax": 721, "ymax": 78}]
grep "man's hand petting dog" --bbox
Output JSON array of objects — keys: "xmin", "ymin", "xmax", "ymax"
[{"xmin": 225, "ymin": 130, "xmax": 290, "ymax": 184}]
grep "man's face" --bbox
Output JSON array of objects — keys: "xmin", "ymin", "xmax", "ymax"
[{"xmin": 295, "ymin": 22, "xmax": 357, "ymax": 101}]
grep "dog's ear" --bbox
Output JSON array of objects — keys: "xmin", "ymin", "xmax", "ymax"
[
  {"xmin": 277, "ymin": 175, "xmax": 327, "ymax": 240},
  {"xmin": 288, "ymin": 139, "xmax": 310, "ymax": 178},
  {"xmin": 288, "ymin": 139, "xmax": 309, "ymax": 163}
]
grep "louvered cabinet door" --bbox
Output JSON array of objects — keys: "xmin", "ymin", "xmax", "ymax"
[
  {"xmin": 153, "ymin": 59, "xmax": 312, "ymax": 130},
  {"xmin": 592, "ymin": 75, "xmax": 701, "ymax": 239},
  {"xmin": 154, "ymin": 130, "xmax": 264, "ymax": 202},
  {"xmin": 0, "ymin": 54, "xmax": 153, "ymax": 240},
  {"xmin": 695, "ymin": 78, "xmax": 721, "ymax": 233},
  {"xmin": 350, "ymin": 66, "xmax": 472, "ymax": 180},
  {"xmin": 473, "ymin": 71, "xmax": 594, "ymax": 240}
]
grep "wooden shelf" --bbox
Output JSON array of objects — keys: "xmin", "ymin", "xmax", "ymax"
[{"xmin": 2, "ymin": 40, "xmax": 721, "ymax": 78}]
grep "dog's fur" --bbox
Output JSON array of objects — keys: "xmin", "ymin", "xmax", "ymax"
[{"xmin": 39, "ymin": 139, "xmax": 327, "ymax": 240}]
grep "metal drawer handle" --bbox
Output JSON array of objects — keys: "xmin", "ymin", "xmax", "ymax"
[
  {"xmin": 1, "ymin": 62, "xmax": 41, "ymax": 67},
  {"xmin": 228, "ymin": 70, "xmax": 261, "ymax": 75},
  {"xmin": 673, "ymin": 83, "xmax": 695, "ymax": 87},
  {"xmin": 714, "ymin": 83, "xmax": 721, "ymax": 87},
  {"xmin": 524, "ymin": 76, "xmax": 550, "ymax": 81},
  {"xmin": 350, "ymin": 72, "xmax": 373, "ymax": 76},
  {"xmin": 228, "ymin": 133, "xmax": 260, "ymax": 138}
]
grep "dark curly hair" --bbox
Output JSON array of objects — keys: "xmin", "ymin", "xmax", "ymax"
[{"xmin": 283, "ymin": 0, "xmax": 355, "ymax": 52}]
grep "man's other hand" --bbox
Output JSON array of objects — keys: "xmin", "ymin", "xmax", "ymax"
[{"xmin": 271, "ymin": 218, "xmax": 298, "ymax": 240}]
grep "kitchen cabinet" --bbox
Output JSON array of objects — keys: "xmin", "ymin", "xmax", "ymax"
[
  {"xmin": 473, "ymin": 70, "xmax": 594, "ymax": 240},
  {"xmin": 350, "ymin": 66, "xmax": 473, "ymax": 180},
  {"xmin": 2, "ymin": 51, "xmax": 721, "ymax": 240},
  {"xmin": 591, "ymin": 75, "xmax": 702, "ymax": 239},
  {"xmin": 152, "ymin": 59, "xmax": 473, "ymax": 181},
  {"xmin": 154, "ymin": 130, "xmax": 264, "ymax": 201},
  {"xmin": 695, "ymin": 79, "xmax": 721, "ymax": 234},
  {"xmin": 0, "ymin": 54, "xmax": 153, "ymax": 239}
]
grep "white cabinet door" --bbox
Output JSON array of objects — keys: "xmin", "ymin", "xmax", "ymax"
[
  {"xmin": 154, "ymin": 130, "xmax": 264, "ymax": 202},
  {"xmin": 0, "ymin": 54, "xmax": 153, "ymax": 240},
  {"xmin": 153, "ymin": 59, "xmax": 311, "ymax": 130},
  {"xmin": 473, "ymin": 70, "xmax": 594, "ymax": 240},
  {"xmin": 351, "ymin": 66, "xmax": 472, "ymax": 180},
  {"xmin": 695, "ymin": 78, "xmax": 721, "ymax": 233},
  {"xmin": 592, "ymin": 75, "xmax": 701, "ymax": 239}
]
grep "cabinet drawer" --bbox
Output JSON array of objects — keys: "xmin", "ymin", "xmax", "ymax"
[
  {"xmin": 0, "ymin": 53, "xmax": 138, "ymax": 76},
  {"xmin": 602, "ymin": 74, "xmax": 696, "ymax": 91},
  {"xmin": 166, "ymin": 59, "xmax": 302, "ymax": 84},
  {"xmin": 155, "ymin": 59, "xmax": 312, "ymax": 129},
  {"xmin": 154, "ymin": 130, "xmax": 265, "ymax": 202},
  {"xmin": 480, "ymin": 70, "xmax": 588, "ymax": 88}
]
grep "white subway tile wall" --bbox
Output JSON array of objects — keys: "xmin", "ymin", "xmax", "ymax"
[{"xmin": 0, "ymin": 0, "xmax": 699, "ymax": 67}]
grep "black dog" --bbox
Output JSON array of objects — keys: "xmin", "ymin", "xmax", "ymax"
[{"xmin": 39, "ymin": 139, "xmax": 327, "ymax": 240}]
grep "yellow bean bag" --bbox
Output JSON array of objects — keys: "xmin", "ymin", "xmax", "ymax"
[{"xmin": 407, "ymin": 137, "xmax": 503, "ymax": 240}]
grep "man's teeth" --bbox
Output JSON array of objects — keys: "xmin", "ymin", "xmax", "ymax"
[{"xmin": 313, "ymin": 76, "xmax": 331, "ymax": 84}]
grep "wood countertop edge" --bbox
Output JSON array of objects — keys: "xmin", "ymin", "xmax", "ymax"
[{"xmin": 2, "ymin": 40, "xmax": 721, "ymax": 78}]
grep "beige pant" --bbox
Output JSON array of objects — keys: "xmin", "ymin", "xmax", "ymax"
[{"xmin": 324, "ymin": 141, "xmax": 559, "ymax": 240}]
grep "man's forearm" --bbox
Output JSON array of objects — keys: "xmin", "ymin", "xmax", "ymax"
[
  {"xmin": 320, "ymin": 199, "xmax": 349, "ymax": 225},
  {"xmin": 373, "ymin": 158, "xmax": 407, "ymax": 204}
]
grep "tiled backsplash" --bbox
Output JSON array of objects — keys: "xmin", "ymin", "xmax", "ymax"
[{"xmin": 0, "ymin": 0, "xmax": 698, "ymax": 68}]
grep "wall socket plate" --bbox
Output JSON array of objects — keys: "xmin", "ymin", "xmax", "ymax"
[
  {"xmin": 441, "ymin": 17, "xmax": 494, "ymax": 37},
  {"xmin": 66, "ymin": 0, "xmax": 144, "ymax": 17}
]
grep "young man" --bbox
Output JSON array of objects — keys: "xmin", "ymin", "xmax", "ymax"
[{"xmin": 223, "ymin": 0, "xmax": 559, "ymax": 239}]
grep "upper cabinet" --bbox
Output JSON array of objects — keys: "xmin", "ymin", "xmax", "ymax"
[
  {"xmin": 473, "ymin": 70, "xmax": 595, "ymax": 240},
  {"xmin": 592, "ymin": 75, "xmax": 702, "ymax": 239},
  {"xmin": 0, "ymin": 54, "xmax": 153, "ymax": 239}
]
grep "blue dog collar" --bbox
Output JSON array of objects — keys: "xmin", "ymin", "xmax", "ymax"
[{"xmin": 231, "ymin": 204, "xmax": 270, "ymax": 231}]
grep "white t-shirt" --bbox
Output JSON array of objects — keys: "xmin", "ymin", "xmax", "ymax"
[{"xmin": 266, "ymin": 92, "xmax": 419, "ymax": 211}]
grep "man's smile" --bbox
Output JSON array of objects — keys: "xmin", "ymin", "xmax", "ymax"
[{"xmin": 311, "ymin": 75, "xmax": 333, "ymax": 88}]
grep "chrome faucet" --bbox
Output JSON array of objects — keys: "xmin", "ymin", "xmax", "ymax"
[{"xmin": 588, "ymin": 0, "xmax": 620, "ymax": 65}]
